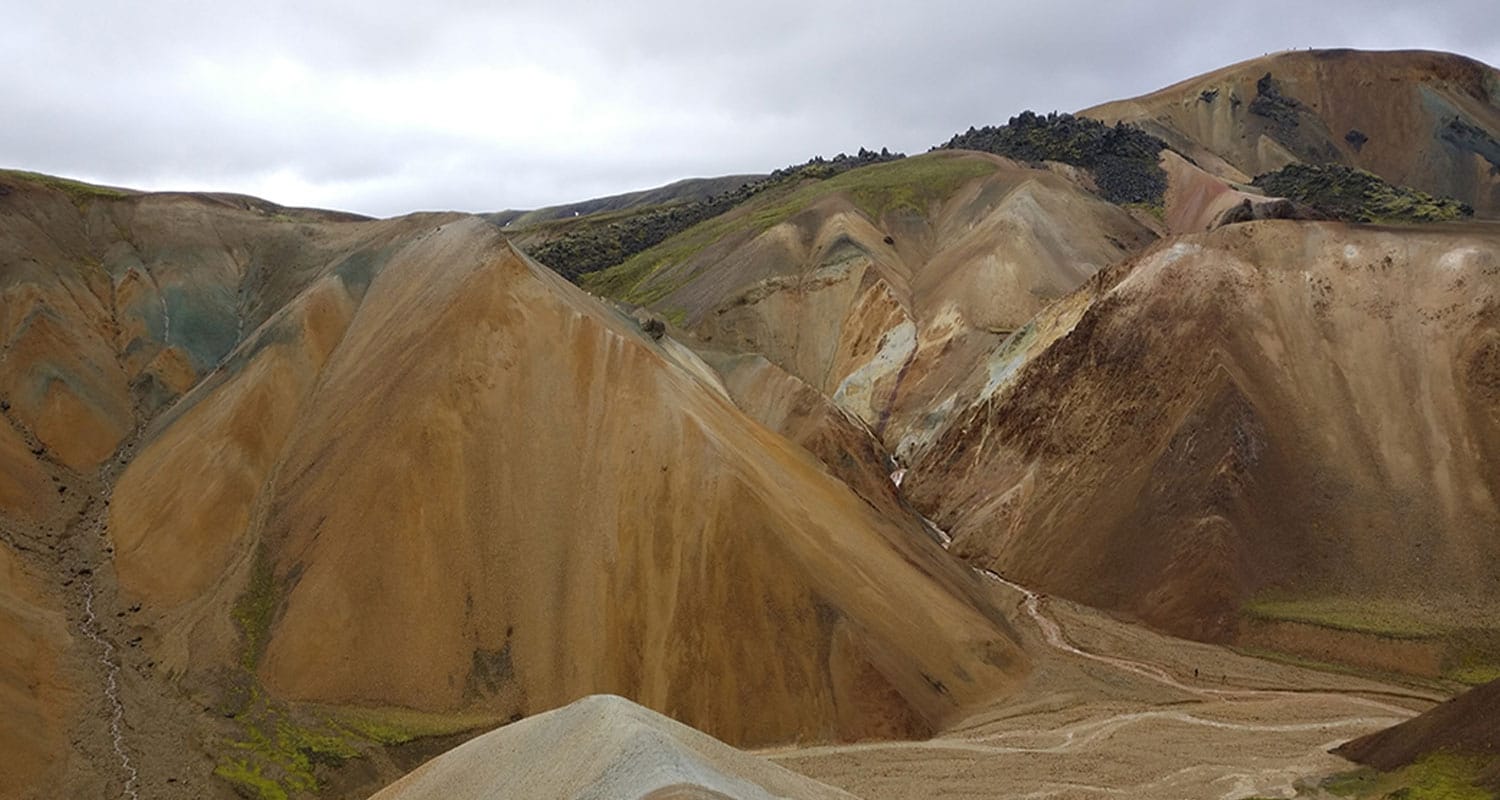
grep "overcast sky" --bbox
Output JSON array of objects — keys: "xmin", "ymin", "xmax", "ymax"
[{"xmin": 4, "ymin": 1, "xmax": 1496, "ymax": 217}]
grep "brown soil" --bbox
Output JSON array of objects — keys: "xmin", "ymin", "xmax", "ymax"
[
  {"xmin": 904, "ymin": 220, "xmax": 1500, "ymax": 675},
  {"xmin": 768, "ymin": 570, "xmax": 1443, "ymax": 799},
  {"xmin": 1084, "ymin": 49, "xmax": 1500, "ymax": 216},
  {"xmin": 1336, "ymin": 678, "xmax": 1500, "ymax": 790}
]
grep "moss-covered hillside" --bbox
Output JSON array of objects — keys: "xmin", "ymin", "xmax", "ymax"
[
  {"xmin": 937, "ymin": 111, "xmax": 1168, "ymax": 205},
  {"xmin": 521, "ymin": 148, "xmax": 903, "ymax": 282},
  {"xmin": 1252, "ymin": 163, "xmax": 1474, "ymax": 224}
]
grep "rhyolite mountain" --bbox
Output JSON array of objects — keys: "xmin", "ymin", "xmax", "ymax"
[{"xmin": 1, "ymin": 48, "xmax": 1498, "ymax": 800}]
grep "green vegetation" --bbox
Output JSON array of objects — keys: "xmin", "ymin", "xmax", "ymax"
[
  {"xmin": 937, "ymin": 111, "xmax": 1168, "ymax": 204},
  {"xmin": 213, "ymin": 696, "xmax": 497, "ymax": 798},
  {"xmin": 216, "ymin": 706, "xmax": 361, "ymax": 800},
  {"xmin": 1123, "ymin": 201, "xmax": 1167, "ymax": 222},
  {"xmin": 330, "ymin": 706, "xmax": 500, "ymax": 746},
  {"xmin": 582, "ymin": 154, "xmax": 995, "ymax": 306},
  {"xmin": 1231, "ymin": 645, "xmax": 1458, "ymax": 696},
  {"xmin": 214, "ymin": 601, "xmax": 499, "ymax": 800},
  {"xmin": 1241, "ymin": 597, "xmax": 1445, "ymax": 639},
  {"xmin": 0, "ymin": 169, "xmax": 129, "ymax": 208},
  {"xmin": 1242, "ymin": 598, "xmax": 1500, "ymax": 692},
  {"xmin": 215, "ymin": 759, "xmax": 288, "ymax": 800},
  {"xmin": 232, "ymin": 547, "xmax": 278, "ymax": 670},
  {"xmin": 1322, "ymin": 755, "xmax": 1494, "ymax": 800},
  {"xmin": 218, "ymin": 551, "xmax": 354, "ymax": 799},
  {"xmin": 525, "ymin": 148, "xmax": 903, "ymax": 282},
  {"xmin": 1251, "ymin": 163, "xmax": 1473, "ymax": 224},
  {"xmin": 1448, "ymin": 663, "xmax": 1500, "ymax": 686},
  {"xmin": 228, "ymin": 716, "xmax": 357, "ymax": 793}
]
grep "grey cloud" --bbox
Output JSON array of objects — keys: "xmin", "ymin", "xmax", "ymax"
[{"xmin": 3, "ymin": 0, "xmax": 1497, "ymax": 217}]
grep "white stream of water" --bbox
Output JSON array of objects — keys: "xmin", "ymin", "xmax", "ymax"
[
  {"xmin": 76, "ymin": 483, "xmax": 139, "ymax": 800},
  {"xmin": 80, "ymin": 578, "xmax": 139, "ymax": 800}
]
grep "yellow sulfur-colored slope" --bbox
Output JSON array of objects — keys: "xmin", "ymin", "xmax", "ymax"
[
  {"xmin": 0, "ymin": 543, "xmax": 72, "ymax": 797},
  {"xmin": 110, "ymin": 217, "xmax": 1028, "ymax": 748}
]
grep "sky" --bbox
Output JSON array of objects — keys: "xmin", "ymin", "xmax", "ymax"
[{"xmin": 4, "ymin": 1, "xmax": 1497, "ymax": 218}]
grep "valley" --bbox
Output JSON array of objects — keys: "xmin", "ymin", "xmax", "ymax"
[{"xmin": 2, "ymin": 46, "xmax": 1499, "ymax": 800}]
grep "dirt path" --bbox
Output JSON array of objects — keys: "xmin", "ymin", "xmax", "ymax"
[
  {"xmin": 767, "ymin": 559, "xmax": 1438, "ymax": 799},
  {"xmin": 977, "ymin": 568, "xmax": 1431, "ymax": 715}
]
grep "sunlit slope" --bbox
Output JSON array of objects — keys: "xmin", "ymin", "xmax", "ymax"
[
  {"xmin": 109, "ymin": 217, "xmax": 1028, "ymax": 748},
  {"xmin": 0, "ymin": 543, "xmax": 72, "ymax": 798}
]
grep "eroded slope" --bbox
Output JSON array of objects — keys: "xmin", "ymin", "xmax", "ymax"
[
  {"xmin": 905, "ymin": 220, "xmax": 1500, "ymax": 675},
  {"xmin": 1084, "ymin": 49, "xmax": 1500, "ymax": 216},
  {"xmin": 108, "ymin": 216, "xmax": 1029, "ymax": 760}
]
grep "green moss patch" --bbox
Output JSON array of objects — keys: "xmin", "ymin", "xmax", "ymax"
[
  {"xmin": 0, "ymin": 169, "xmax": 130, "ymax": 208},
  {"xmin": 215, "ymin": 705, "xmax": 362, "ymax": 800},
  {"xmin": 525, "ymin": 148, "xmax": 903, "ymax": 282},
  {"xmin": 1445, "ymin": 660, "xmax": 1500, "ymax": 687},
  {"xmin": 232, "ymin": 547, "xmax": 278, "ymax": 671},
  {"xmin": 1251, "ymin": 163, "xmax": 1473, "ymax": 224},
  {"xmin": 1322, "ymin": 755, "xmax": 1494, "ymax": 799},
  {"xmin": 583, "ymin": 153, "xmax": 995, "ymax": 306},
  {"xmin": 937, "ymin": 111, "xmax": 1168, "ymax": 204},
  {"xmin": 214, "ymin": 758, "xmax": 289, "ymax": 800},
  {"xmin": 329, "ymin": 706, "xmax": 501, "ymax": 746},
  {"xmin": 1241, "ymin": 597, "xmax": 1447, "ymax": 639}
]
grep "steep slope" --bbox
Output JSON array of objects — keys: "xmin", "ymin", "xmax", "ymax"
[
  {"xmin": 703, "ymin": 351, "xmax": 924, "ymax": 534},
  {"xmin": 1084, "ymin": 49, "xmax": 1500, "ymax": 216},
  {"xmin": 106, "ymin": 213, "xmax": 1029, "ymax": 768},
  {"xmin": 1335, "ymin": 678, "xmax": 1500, "ymax": 791},
  {"xmin": 904, "ymin": 220, "xmax": 1500, "ymax": 675},
  {"xmin": 0, "ymin": 169, "xmax": 377, "ymax": 476},
  {"xmin": 0, "ymin": 172, "xmax": 1029, "ymax": 797},
  {"xmin": 0, "ymin": 172, "xmax": 461, "ymax": 799},
  {"xmin": 0, "ymin": 542, "xmax": 72, "ymax": 799},
  {"xmin": 585, "ymin": 151, "xmax": 1155, "ymax": 451},
  {"xmin": 369, "ymin": 694, "xmax": 855, "ymax": 800}
]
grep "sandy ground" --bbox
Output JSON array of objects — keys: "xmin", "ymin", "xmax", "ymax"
[{"xmin": 764, "ymin": 567, "xmax": 1441, "ymax": 800}]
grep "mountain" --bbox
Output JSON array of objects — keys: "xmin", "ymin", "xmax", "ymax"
[
  {"xmin": 108, "ymin": 211, "xmax": 1028, "ymax": 748},
  {"xmin": 1084, "ymin": 49, "xmax": 1500, "ymax": 216},
  {"xmin": 0, "ymin": 542, "xmax": 71, "ymax": 797},
  {"xmin": 583, "ymin": 151, "xmax": 1155, "ymax": 449},
  {"xmin": 0, "ymin": 168, "xmax": 1030, "ymax": 798},
  {"xmin": 485, "ymin": 175, "xmax": 763, "ymax": 229},
  {"xmin": 1334, "ymin": 678, "xmax": 1500, "ymax": 794},
  {"xmin": 6, "ymin": 47, "xmax": 1500, "ymax": 800},
  {"xmin": 368, "ymin": 694, "xmax": 855, "ymax": 800},
  {"xmin": 902, "ymin": 218, "xmax": 1500, "ymax": 670},
  {"xmin": 563, "ymin": 50, "xmax": 1500, "ymax": 685}
]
